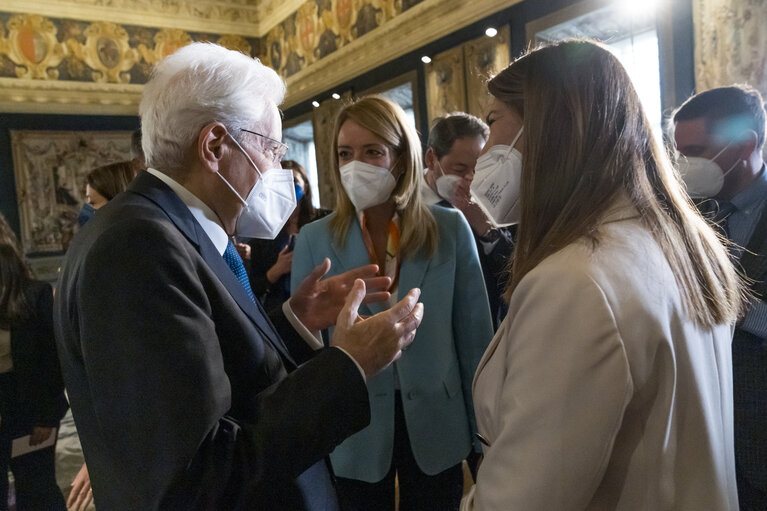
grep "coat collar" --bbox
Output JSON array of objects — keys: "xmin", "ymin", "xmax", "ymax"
[
  {"xmin": 128, "ymin": 171, "xmax": 295, "ymax": 365},
  {"xmin": 328, "ymin": 215, "xmax": 431, "ymax": 315}
]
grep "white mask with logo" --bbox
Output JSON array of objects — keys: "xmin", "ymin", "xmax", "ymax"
[
  {"xmin": 218, "ymin": 133, "xmax": 296, "ymax": 239},
  {"xmin": 340, "ymin": 160, "xmax": 397, "ymax": 211},
  {"xmin": 679, "ymin": 141, "xmax": 739, "ymax": 198},
  {"xmin": 434, "ymin": 161, "xmax": 463, "ymax": 204},
  {"xmin": 470, "ymin": 128, "xmax": 524, "ymax": 227}
]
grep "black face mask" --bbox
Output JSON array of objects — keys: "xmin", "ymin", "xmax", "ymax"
[{"xmin": 77, "ymin": 203, "xmax": 96, "ymax": 226}]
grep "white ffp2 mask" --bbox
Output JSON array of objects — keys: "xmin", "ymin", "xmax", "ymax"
[
  {"xmin": 339, "ymin": 160, "xmax": 396, "ymax": 211},
  {"xmin": 220, "ymin": 134, "xmax": 296, "ymax": 239},
  {"xmin": 470, "ymin": 128, "xmax": 524, "ymax": 227}
]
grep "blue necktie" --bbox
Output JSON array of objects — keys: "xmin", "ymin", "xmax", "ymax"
[{"xmin": 223, "ymin": 240, "xmax": 256, "ymax": 303}]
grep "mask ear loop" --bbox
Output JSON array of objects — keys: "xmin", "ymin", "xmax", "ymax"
[{"xmin": 505, "ymin": 127, "xmax": 525, "ymax": 160}]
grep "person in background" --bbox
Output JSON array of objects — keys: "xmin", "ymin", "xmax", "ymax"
[
  {"xmin": 240, "ymin": 160, "xmax": 329, "ymax": 314},
  {"xmin": 463, "ymin": 40, "xmax": 744, "ymax": 510},
  {"xmin": 0, "ymin": 213, "xmax": 68, "ymax": 511},
  {"xmin": 422, "ymin": 113, "xmax": 514, "ymax": 330},
  {"xmin": 673, "ymin": 85, "xmax": 767, "ymax": 511},
  {"xmin": 292, "ymin": 96, "xmax": 493, "ymax": 511},
  {"xmin": 84, "ymin": 161, "xmax": 137, "ymax": 212}
]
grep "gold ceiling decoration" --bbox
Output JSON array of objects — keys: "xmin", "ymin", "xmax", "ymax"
[
  {"xmin": 138, "ymin": 29, "xmax": 194, "ymax": 66},
  {"xmin": 1, "ymin": 14, "xmax": 66, "ymax": 80},
  {"xmin": 67, "ymin": 22, "xmax": 139, "ymax": 83}
]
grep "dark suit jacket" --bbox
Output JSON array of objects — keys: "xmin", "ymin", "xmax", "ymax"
[
  {"xmin": 435, "ymin": 199, "xmax": 514, "ymax": 330},
  {"xmin": 9, "ymin": 280, "xmax": 68, "ymax": 428},
  {"xmin": 54, "ymin": 171, "xmax": 370, "ymax": 511}
]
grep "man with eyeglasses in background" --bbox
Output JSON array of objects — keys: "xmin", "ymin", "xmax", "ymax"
[
  {"xmin": 54, "ymin": 43, "xmax": 424, "ymax": 511},
  {"xmin": 673, "ymin": 84, "xmax": 767, "ymax": 511}
]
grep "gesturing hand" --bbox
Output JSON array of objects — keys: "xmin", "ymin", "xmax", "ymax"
[
  {"xmin": 332, "ymin": 279, "xmax": 423, "ymax": 378},
  {"xmin": 292, "ymin": 258, "xmax": 392, "ymax": 332}
]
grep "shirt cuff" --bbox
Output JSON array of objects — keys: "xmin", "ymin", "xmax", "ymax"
[
  {"xmin": 281, "ymin": 300, "xmax": 366, "ymax": 381},
  {"xmin": 740, "ymin": 297, "xmax": 767, "ymax": 338},
  {"xmin": 282, "ymin": 299, "xmax": 323, "ymax": 349},
  {"xmin": 479, "ymin": 238, "xmax": 500, "ymax": 255}
]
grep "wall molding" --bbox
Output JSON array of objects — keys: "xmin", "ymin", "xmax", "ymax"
[
  {"xmin": 0, "ymin": 77, "xmax": 142, "ymax": 115},
  {"xmin": 283, "ymin": 0, "xmax": 522, "ymax": 108},
  {"xmin": 3, "ymin": 0, "xmax": 262, "ymax": 37}
]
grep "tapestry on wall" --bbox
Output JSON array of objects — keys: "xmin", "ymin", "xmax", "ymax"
[{"xmin": 10, "ymin": 130, "xmax": 132, "ymax": 254}]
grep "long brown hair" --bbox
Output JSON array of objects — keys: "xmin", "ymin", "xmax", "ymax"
[
  {"xmin": 489, "ymin": 40, "xmax": 744, "ymax": 327},
  {"xmin": 0, "ymin": 214, "xmax": 32, "ymax": 328},
  {"xmin": 329, "ymin": 96, "xmax": 438, "ymax": 258}
]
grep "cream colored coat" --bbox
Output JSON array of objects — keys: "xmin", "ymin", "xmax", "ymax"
[{"xmin": 463, "ymin": 203, "xmax": 739, "ymax": 511}]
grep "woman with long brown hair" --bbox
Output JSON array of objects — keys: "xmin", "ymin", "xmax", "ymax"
[
  {"xmin": 463, "ymin": 40, "xmax": 744, "ymax": 510},
  {"xmin": 0, "ymin": 214, "xmax": 67, "ymax": 510},
  {"xmin": 292, "ymin": 96, "xmax": 493, "ymax": 510}
]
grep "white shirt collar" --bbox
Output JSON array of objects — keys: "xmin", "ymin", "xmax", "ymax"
[
  {"xmin": 146, "ymin": 168, "xmax": 230, "ymax": 255},
  {"xmin": 420, "ymin": 176, "xmax": 444, "ymax": 206}
]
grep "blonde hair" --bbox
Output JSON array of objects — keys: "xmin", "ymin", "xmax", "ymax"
[
  {"xmin": 489, "ymin": 40, "xmax": 744, "ymax": 327},
  {"xmin": 329, "ymin": 96, "xmax": 438, "ymax": 258}
]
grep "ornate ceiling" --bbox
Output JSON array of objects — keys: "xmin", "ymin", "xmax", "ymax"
[{"xmin": 3, "ymin": 0, "xmax": 304, "ymax": 36}]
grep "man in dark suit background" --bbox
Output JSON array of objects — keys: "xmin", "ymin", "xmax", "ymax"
[
  {"xmin": 54, "ymin": 42, "xmax": 423, "ymax": 511},
  {"xmin": 421, "ymin": 112, "xmax": 514, "ymax": 330},
  {"xmin": 673, "ymin": 85, "xmax": 767, "ymax": 511}
]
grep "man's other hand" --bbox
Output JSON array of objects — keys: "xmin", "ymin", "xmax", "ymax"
[
  {"xmin": 332, "ymin": 279, "xmax": 423, "ymax": 378},
  {"xmin": 292, "ymin": 258, "xmax": 391, "ymax": 332}
]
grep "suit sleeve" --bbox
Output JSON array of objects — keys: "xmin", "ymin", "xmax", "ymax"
[
  {"xmin": 77, "ymin": 219, "xmax": 368, "ymax": 509},
  {"xmin": 469, "ymin": 265, "xmax": 633, "ymax": 511},
  {"xmin": 451, "ymin": 212, "xmax": 494, "ymax": 451}
]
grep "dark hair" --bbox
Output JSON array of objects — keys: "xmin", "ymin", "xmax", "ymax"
[
  {"xmin": 673, "ymin": 85, "xmax": 766, "ymax": 150},
  {"xmin": 86, "ymin": 161, "xmax": 137, "ymax": 201},
  {"xmin": 427, "ymin": 112, "xmax": 489, "ymax": 158},
  {"xmin": 131, "ymin": 129, "xmax": 144, "ymax": 160},
  {"xmin": 281, "ymin": 160, "xmax": 318, "ymax": 228},
  {"xmin": 0, "ymin": 214, "xmax": 31, "ymax": 328}
]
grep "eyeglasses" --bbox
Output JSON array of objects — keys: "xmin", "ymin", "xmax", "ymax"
[{"xmin": 240, "ymin": 129, "xmax": 289, "ymax": 165}]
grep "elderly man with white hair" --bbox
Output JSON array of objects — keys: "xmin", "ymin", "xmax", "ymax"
[{"xmin": 54, "ymin": 43, "xmax": 423, "ymax": 511}]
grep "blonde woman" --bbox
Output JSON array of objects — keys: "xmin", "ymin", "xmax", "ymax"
[
  {"xmin": 292, "ymin": 96, "xmax": 493, "ymax": 510},
  {"xmin": 463, "ymin": 40, "xmax": 744, "ymax": 510}
]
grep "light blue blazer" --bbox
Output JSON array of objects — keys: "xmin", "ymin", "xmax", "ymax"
[{"xmin": 291, "ymin": 205, "xmax": 494, "ymax": 482}]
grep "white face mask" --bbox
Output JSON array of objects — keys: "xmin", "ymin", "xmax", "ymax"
[
  {"xmin": 679, "ymin": 141, "xmax": 738, "ymax": 198},
  {"xmin": 340, "ymin": 160, "xmax": 396, "ymax": 211},
  {"xmin": 219, "ymin": 133, "xmax": 296, "ymax": 239},
  {"xmin": 470, "ymin": 128, "xmax": 524, "ymax": 227},
  {"xmin": 434, "ymin": 161, "xmax": 463, "ymax": 204}
]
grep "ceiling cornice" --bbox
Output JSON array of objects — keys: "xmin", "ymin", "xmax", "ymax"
[{"xmin": 283, "ymin": 0, "xmax": 522, "ymax": 108}]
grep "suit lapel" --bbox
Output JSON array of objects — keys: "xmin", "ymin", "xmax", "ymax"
[
  {"xmin": 397, "ymin": 254, "xmax": 430, "ymax": 302},
  {"xmin": 129, "ymin": 172, "xmax": 295, "ymax": 365}
]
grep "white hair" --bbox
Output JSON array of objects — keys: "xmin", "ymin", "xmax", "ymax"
[{"xmin": 139, "ymin": 42, "xmax": 286, "ymax": 173}]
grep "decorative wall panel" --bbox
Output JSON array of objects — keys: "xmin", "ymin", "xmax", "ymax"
[
  {"xmin": 693, "ymin": 0, "xmax": 767, "ymax": 100},
  {"xmin": 10, "ymin": 130, "xmax": 132, "ymax": 254},
  {"xmin": 425, "ymin": 27, "xmax": 510, "ymax": 124}
]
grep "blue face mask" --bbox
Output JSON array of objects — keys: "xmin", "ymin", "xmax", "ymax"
[
  {"xmin": 294, "ymin": 184, "xmax": 304, "ymax": 201},
  {"xmin": 77, "ymin": 203, "xmax": 96, "ymax": 226}
]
